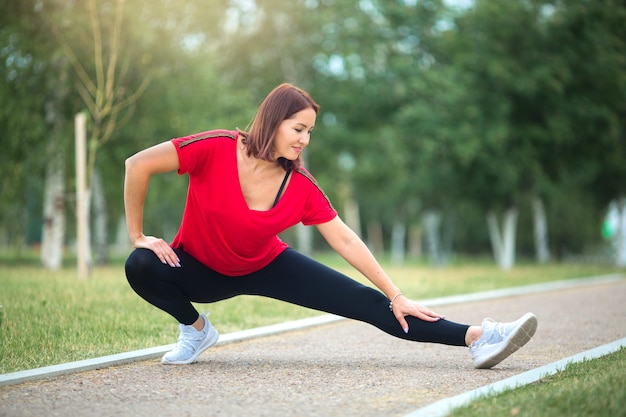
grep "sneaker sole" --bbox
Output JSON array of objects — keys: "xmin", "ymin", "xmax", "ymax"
[
  {"xmin": 474, "ymin": 312, "xmax": 538, "ymax": 369},
  {"xmin": 161, "ymin": 326, "xmax": 220, "ymax": 365}
]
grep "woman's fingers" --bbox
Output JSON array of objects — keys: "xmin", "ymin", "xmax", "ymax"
[
  {"xmin": 134, "ymin": 235, "xmax": 181, "ymax": 267},
  {"xmin": 393, "ymin": 298, "xmax": 446, "ymax": 333}
]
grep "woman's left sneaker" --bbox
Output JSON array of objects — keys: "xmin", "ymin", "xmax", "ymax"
[
  {"xmin": 470, "ymin": 312, "xmax": 538, "ymax": 369},
  {"xmin": 161, "ymin": 314, "xmax": 220, "ymax": 365}
]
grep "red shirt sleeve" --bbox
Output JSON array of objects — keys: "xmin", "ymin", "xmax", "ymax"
[
  {"xmin": 172, "ymin": 130, "xmax": 236, "ymax": 177},
  {"xmin": 295, "ymin": 167, "xmax": 337, "ymax": 226}
]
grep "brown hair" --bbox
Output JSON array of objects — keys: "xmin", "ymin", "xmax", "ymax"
[{"xmin": 239, "ymin": 83, "xmax": 320, "ymax": 170}]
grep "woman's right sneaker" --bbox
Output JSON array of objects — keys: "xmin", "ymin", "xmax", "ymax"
[
  {"xmin": 161, "ymin": 314, "xmax": 220, "ymax": 365},
  {"xmin": 470, "ymin": 312, "xmax": 538, "ymax": 369}
]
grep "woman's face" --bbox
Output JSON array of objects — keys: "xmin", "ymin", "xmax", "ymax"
[{"xmin": 273, "ymin": 107, "xmax": 316, "ymax": 161}]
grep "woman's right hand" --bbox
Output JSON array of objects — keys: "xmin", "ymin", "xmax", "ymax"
[{"xmin": 133, "ymin": 234, "xmax": 181, "ymax": 267}]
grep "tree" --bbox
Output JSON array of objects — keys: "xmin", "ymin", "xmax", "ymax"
[
  {"xmin": 542, "ymin": 0, "xmax": 626, "ymax": 265},
  {"xmin": 40, "ymin": 52, "xmax": 70, "ymax": 269},
  {"xmin": 45, "ymin": 0, "xmax": 153, "ymax": 272},
  {"xmin": 429, "ymin": 0, "xmax": 568, "ymax": 268},
  {"xmin": 0, "ymin": 0, "xmax": 61, "ymax": 256}
]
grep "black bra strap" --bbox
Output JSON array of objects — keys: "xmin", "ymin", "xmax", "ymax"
[{"xmin": 272, "ymin": 170, "xmax": 292, "ymax": 208}]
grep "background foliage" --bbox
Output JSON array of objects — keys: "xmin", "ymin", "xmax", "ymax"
[{"xmin": 1, "ymin": 0, "xmax": 624, "ymax": 263}]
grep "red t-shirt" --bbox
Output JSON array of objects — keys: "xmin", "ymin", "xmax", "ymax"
[{"xmin": 170, "ymin": 130, "xmax": 337, "ymax": 276}]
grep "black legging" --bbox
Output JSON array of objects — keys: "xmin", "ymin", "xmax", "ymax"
[{"xmin": 125, "ymin": 247, "xmax": 469, "ymax": 346}]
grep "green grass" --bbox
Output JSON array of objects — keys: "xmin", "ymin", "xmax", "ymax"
[
  {"xmin": 448, "ymin": 347, "xmax": 626, "ymax": 417},
  {"xmin": 0, "ymin": 253, "xmax": 621, "ymax": 374}
]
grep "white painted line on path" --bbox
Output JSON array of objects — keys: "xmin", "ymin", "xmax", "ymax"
[
  {"xmin": 0, "ymin": 314, "xmax": 343, "ymax": 387},
  {"xmin": 421, "ymin": 273, "xmax": 623, "ymax": 308},
  {"xmin": 0, "ymin": 273, "xmax": 622, "ymax": 388},
  {"xmin": 405, "ymin": 337, "xmax": 626, "ymax": 417}
]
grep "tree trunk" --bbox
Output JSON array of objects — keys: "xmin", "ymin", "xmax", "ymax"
[
  {"xmin": 390, "ymin": 219, "xmax": 406, "ymax": 266},
  {"xmin": 532, "ymin": 196, "xmax": 551, "ymax": 264},
  {"xmin": 441, "ymin": 210, "xmax": 456, "ymax": 263},
  {"xmin": 296, "ymin": 223, "xmax": 313, "ymax": 255},
  {"xmin": 41, "ymin": 56, "xmax": 68, "ymax": 270},
  {"xmin": 408, "ymin": 223, "xmax": 422, "ymax": 258},
  {"xmin": 92, "ymin": 169, "xmax": 108, "ymax": 264},
  {"xmin": 75, "ymin": 112, "xmax": 92, "ymax": 278},
  {"xmin": 423, "ymin": 210, "xmax": 442, "ymax": 266},
  {"xmin": 344, "ymin": 197, "xmax": 361, "ymax": 237},
  {"xmin": 486, "ymin": 206, "xmax": 518, "ymax": 270},
  {"xmin": 366, "ymin": 220, "xmax": 384, "ymax": 255},
  {"xmin": 114, "ymin": 215, "xmax": 131, "ymax": 256},
  {"xmin": 615, "ymin": 198, "xmax": 626, "ymax": 267},
  {"xmin": 41, "ymin": 155, "xmax": 65, "ymax": 269}
]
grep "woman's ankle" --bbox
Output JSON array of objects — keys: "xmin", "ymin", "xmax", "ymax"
[
  {"xmin": 465, "ymin": 325, "xmax": 483, "ymax": 346},
  {"xmin": 191, "ymin": 315, "xmax": 205, "ymax": 331}
]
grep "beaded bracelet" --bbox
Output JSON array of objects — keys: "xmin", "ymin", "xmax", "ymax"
[{"xmin": 388, "ymin": 292, "xmax": 403, "ymax": 311}]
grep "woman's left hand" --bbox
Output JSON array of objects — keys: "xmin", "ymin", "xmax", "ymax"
[{"xmin": 391, "ymin": 295, "xmax": 445, "ymax": 333}]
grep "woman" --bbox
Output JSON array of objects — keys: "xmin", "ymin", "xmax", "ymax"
[{"xmin": 124, "ymin": 83, "xmax": 537, "ymax": 368}]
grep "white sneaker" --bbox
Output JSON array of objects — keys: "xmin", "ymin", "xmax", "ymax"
[
  {"xmin": 161, "ymin": 314, "xmax": 219, "ymax": 365},
  {"xmin": 470, "ymin": 312, "xmax": 538, "ymax": 369}
]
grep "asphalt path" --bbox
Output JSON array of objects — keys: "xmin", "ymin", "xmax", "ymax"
[{"xmin": 1, "ymin": 276, "xmax": 625, "ymax": 417}]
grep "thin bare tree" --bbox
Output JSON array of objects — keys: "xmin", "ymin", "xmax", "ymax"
[{"xmin": 47, "ymin": 0, "xmax": 152, "ymax": 275}]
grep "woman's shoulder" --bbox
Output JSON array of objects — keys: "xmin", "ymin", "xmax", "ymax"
[
  {"xmin": 294, "ymin": 166, "xmax": 320, "ymax": 185},
  {"xmin": 292, "ymin": 166, "xmax": 336, "ymax": 216},
  {"xmin": 172, "ymin": 129, "xmax": 238, "ymax": 149},
  {"xmin": 293, "ymin": 166, "xmax": 330, "ymax": 196}
]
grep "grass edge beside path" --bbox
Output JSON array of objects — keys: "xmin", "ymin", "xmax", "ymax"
[{"xmin": 432, "ymin": 341, "xmax": 626, "ymax": 417}]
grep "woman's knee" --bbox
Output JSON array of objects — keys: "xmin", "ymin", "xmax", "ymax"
[{"xmin": 125, "ymin": 248, "xmax": 160, "ymax": 285}]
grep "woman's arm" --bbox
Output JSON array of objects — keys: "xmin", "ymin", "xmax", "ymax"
[
  {"xmin": 124, "ymin": 141, "xmax": 181, "ymax": 267},
  {"xmin": 316, "ymin": 217, "xmax": 444, "ymax": 332}
]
